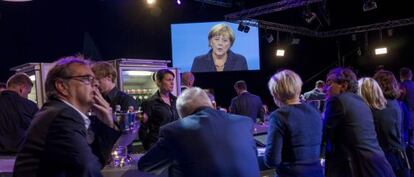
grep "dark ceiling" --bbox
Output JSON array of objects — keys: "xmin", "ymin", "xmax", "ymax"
[
  {"xmin": 227, "ymin": 0, "xmax": 413, "ymax": 30},
  {"xmin": 0, "ymin": 0, "xmax": 413, "ymax": 108}
]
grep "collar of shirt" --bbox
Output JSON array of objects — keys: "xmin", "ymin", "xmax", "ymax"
[
  {"xmin": 240, "ymin": 90, "xmax": 248, "ymax": 95},
  {"xmin": 59, "ymin": 99, "xmax": 90, "ymax": 129},
  {"xmin": 154, "ymin": 90, "xmax": 176, "ymax": 103}
]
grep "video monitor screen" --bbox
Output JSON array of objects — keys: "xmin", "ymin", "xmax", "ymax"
[{"xmin": 171, "ymin": 21, "xmax": 260, "ymax": 73}]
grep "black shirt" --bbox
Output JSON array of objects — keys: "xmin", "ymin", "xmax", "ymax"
[
  {"xmin": 139, "ymin": 90, "xmax": 179, "ymax": 150},
  {"xmin": 0, "ymin": 90, "xmax": 38, "ymax": 155},
  {"xmin": 104, "ymin": 87, "xmax": 138, "ymax": 112}
]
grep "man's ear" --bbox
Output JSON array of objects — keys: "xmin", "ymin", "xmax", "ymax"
[
  {"xmin": 155, "ymin": 80, "xmax": 161, "ymax": 88},
  {"xmin": 17, "ymin": 85, "xmax": 26, "ymax": 96},
  {"xmin": 55, "ymin": 80, "xmax": 69, "ymax": 97}
]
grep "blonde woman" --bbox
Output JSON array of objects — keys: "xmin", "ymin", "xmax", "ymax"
[
  {"xmin": 371, "ymin": 70, "xmax": 410, "ymax": 177},
  {"xmin": 191, "ymin": 23, "xmax": 247, "ymax": 72},
  {"xmin": 265, "ymin": 69, "xmax": 323, "ymax": 177}
]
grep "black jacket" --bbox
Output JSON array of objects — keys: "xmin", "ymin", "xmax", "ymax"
[
  {"xmin": 13, "ymin": 98, "xmax": 120, "ymax": 177},
  {"xmin": 139, "ymin": 91, "xmax": 179, "ymax": 150},
  {"xmin": 191, "ymin": 50, "xmax": 248, "ymax": 73},
  {"xmin": 229, "ymin": 92, "xmax": 264, "ymax": 122},
  {"xmin": 323, "ymin": 92, "xmax": 395, "ymax": 177},
  {"xmin": 138, "ymin": 107, "xmax": 260, "ymax": 177},
  {"xmin": 0, "ymin": 90, "xmax": 38, "ymax": 155}
]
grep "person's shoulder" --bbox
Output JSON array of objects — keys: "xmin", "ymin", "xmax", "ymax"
[
  {"xmin": 193, "ymin": 53, "xmax": 210, "ymax": 62},
  {"xmin": 231, "ymin": 95, "xmax": 239, "ymax": 102},
  {"xmin": 303, "ymin": 90, "xmax": 313, "ymax": 97},
  {"xmin": 248, "ymin": 92, "xmax": 261, "ymax": 99},
  {"xmin": 228, "ymin": 113, "xmax": 253, "ymax": 124},
  {"xmin": 229, "ymin": 50, "xmax": 246, "ymax": 60}
]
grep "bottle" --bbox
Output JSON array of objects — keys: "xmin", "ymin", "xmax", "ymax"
[{"xmin": 114, "ymin": 105, "xmax": 121, "ymax": 122}]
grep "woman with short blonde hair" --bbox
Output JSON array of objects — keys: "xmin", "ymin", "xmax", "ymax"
[
  {"xmin": 265, "ymin": 69, "xmax": 323, "ymax": 177},
  {"xmin": 268, "ymin": 69, "xmax": 303, "ymax": 107}
]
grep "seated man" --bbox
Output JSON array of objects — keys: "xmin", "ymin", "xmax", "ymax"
[
  {"xmin": 138, "ymin": 87, "xmax": 260, "ymax": 177},
  {"xmin": 91, "ymin": 61, "xmax": 138, "ymax": 112},
  {"xmin": 0, "ymin": 73, "xmax": 38, "ymax": 155},
  {"xmin": 14, "ymin": 56, "xmax": 121, "ymax": 177}
]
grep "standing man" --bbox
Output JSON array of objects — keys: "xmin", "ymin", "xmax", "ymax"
[
  {"xmin": 303, "ymin": 80, "xmax": 326, "ymax": 113},
  {"xmin": 399, "ymin": 67, "xmax": 414, "ymax": 176},
  {"xmin": 180, "ymin": 72, "xmax": 195, "ymax": 92},
  {"xmin": 229, "ymin": 80, "xmax": 264, "ymax": 123},
  {"xmin": 91, "ymin": 61, "xmax": 138, "ymax": 112},
  {"xmin": 323, "ymin": 67, "xmax": 395, "ymax": 177},
  {"xmin": 14, "ymin": 56, "xmax": 121, "ymax": 177},
  {"xmin": 138, "ymin": 87, "xmax": 260, "ymax": 177},
  {"xmin": 0, "ymin": 73, "xmax": 38, "ymax": 155}
]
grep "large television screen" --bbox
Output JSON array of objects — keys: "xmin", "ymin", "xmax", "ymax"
[{"xmin": 171, "ymin": 21, "xmax": 260, "ymax": 73}]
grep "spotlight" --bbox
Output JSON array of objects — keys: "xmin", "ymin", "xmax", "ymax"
[
  {"xmin": 146, "ymin": 0, "xmax": 156, "ymax": 5},
  {"xmin": 177, "ymin": 0, "xmax": 181, "ymax": 5},
  {"xmin": 387, "ymin": 29, "xmax": 393, "ymax": 36},
  {"xmin": 302, "ymin": 9, "xmax": 318, "ymax": 24},
  {"xmin": 265, "ymin": 33, "xmax": 274, "ymax": 43},
  {"xmin": 363, "ymin": 0, "xmax": 377, "ymax": 12},
  {"xmin": 375, "ymin": 47, "xmax": 387, "ymax": 55},
  {"xmin": 291, "ymin": 38, "xmax": 300, "ymax": 45},
  {"xmin": 238, "ymin": 22, "xmax": 245, "ymax": 32},
  {"xmin": 237, "ymin": 22, "xmax": 250, "ymax": 33},
  {"xmin": 243, "ymin": 26, "xmax": 250, "ymax": 33},
  {"xmin": 276, "ymin": 49, "xmax": 285, "ymax": 57},
  {"xmin": 351, "ymin": 34, "xmax": 357, "ymax": 41}
]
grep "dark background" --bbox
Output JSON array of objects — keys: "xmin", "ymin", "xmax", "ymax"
[{"xmin": 1, "ymin": 0, "xmax": 413, "ymax": 110}]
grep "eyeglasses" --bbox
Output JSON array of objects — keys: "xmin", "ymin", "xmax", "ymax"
[{"xmin": 62, "ymin": 75, "xmax": 96, "ymax": 85}]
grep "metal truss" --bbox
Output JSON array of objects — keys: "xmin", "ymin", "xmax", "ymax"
[
  {"xmin": 228, "ymin": 18, "xmax": 319, "ymax": 36},
  {"xmin": 194, "ymin": 0, "xmax": 233, "ymax": 8},
  {"xmin": 224, "ymin": 0, "xmax": 323, "ymax": 20},
  {"xmin": 319, "ymin": 17, "xmax": 414, "ymax": 37},
  {"xmin": 228, "ymin": 17, "xmax": 414, "ymax": 38}
]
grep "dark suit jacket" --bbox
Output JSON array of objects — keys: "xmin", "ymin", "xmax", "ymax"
[
  {"xmin": 0, "ymin": 90, "xmax": 38, "ymax": 155},
  {"xmin": 303, "ymin": 88, "xmax": 326, "ymax": 113},
  {"xmin": 265, "ymin": 104, "xmax": 323, "ymax": 177},
  {"xmin": 138, "ymin": 107, "xmax": 260, "ymax": 177},
  {"xmin": 229, "ymin": 92, "xmax": 264, "ymax": 122},
  {"xmin": 323, "ymin": 92, "xmax": 395, "ymax": 177},
  {"xmin": 13, "ymin": 98, "xmax": 121, "ymax": 177},
  {"xmin": 190, "ymin": 50, "xmax": 248, "ymax": 73}
]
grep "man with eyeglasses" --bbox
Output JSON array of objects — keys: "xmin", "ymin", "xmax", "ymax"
[
  {"xmin": 14, "ymin": 56, "xmax": 121, "ymax": 177},
  {"xmin": 323, "ymin": 67, "xmax": 395, "ymax": 177}
]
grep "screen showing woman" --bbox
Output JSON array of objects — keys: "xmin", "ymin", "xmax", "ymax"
[{"xmin": 171, "ymin": 21, "xmax": 260, "ymax": 73}]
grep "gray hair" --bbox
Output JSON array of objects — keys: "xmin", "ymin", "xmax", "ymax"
[
  {"xmin": 176, "ymin": 87, "xmax": 213, "ymax": 118},
  {"xmin": 45, "ymin": 56, "xmax": 90, "ymax": 100}
]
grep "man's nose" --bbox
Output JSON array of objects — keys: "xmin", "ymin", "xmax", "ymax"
[{"xmin": 93, "ymin": 80, "xmax": 99, "ymax": 87}]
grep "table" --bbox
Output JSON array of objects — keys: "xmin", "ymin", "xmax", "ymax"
[{"xmin": 0, "ymin": 156, "xmax": 14, "ymax": 177}]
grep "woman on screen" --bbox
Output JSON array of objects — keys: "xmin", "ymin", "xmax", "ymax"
[{"xmin": 190, "ymin": 23, "xmax": 248, "ymax": 73}]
